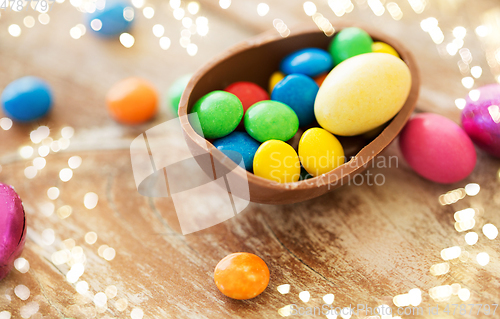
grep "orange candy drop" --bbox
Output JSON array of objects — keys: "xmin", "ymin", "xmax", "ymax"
[
  {"xmin": 214, "ymin": 252, "xmax": 270, "ymax": 300},
  {"xmin": 314, "ymin": 73, "xmax": 328, "ymax": 86},
  {"xmin": 106, "ymin": 77, "xmax": 158, "ymax": 125}
]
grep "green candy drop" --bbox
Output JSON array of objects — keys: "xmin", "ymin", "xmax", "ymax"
[
  {"xmin": 191, "ymin": 91, "xmax": 243, "ymax": 139},
  {"xmin": 244, "ymin": 100, "xmax": 299, "ymax": 143},
  {"xmin": 329, "ymin": 27, "xmax": 373, "ymax": 65},
  {"xmin": 167, "ymin": 74, "xmax": 192, "ymax": 117}
]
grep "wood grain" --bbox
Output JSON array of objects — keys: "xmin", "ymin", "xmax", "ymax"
[{"xmin": 1, "ymin": 0, "xmax": 500, "ymax": 318}]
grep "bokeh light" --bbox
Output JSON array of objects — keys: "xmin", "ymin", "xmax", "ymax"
[
  {"xmin": 132, "ymin": 0, "xmax": 144, "ymax": 8},
  {"xmin": 90, "ymin": 19, "xmax": 102, "ymax": 31},
  {"xmin": 453, "ymin": 26, "xmax": 466, "ymax": 39},
  {"xmin": 219, "ymin": 0, "xmax": 231, "ymax": 9},
  {"xmin": 59, "ymin": 168, "xmax": 73, "ymax": 182},
  {"xmin": 38, "ymin": 13, "xmax": 50, "ymax": 25},
  {"xmin": 303, "ymin": 1, "xmax": 317, "ymax": 16},
  {"xmin": 143, "ymin": 6, "xmax": 154, "ymax": 19},
  {"xmin": 257, "ymin": 3, "xmax": 269, "ymax": 16},
  {"xmin": 8, "ymin": 24, "xmax": 21, "ymax": 37},
  {"xmin": 0, "ymin": 118, "xmax": 13, "ymax": 130},
  {"xmin": 24, "ymin": 16, "xmax": 35, "ymax": 28},
  {"xmin": 120, "ymin": 33, "xmax": 135, "ymax": 48},
  {"xmin": 169, "ymin": 0, "xmax": 180, "ymax": 9},
  {"xmin": 84, "ymin": 192, "xmax": 99, "ymax": 209},
  {"xmin": 476, "ymin": 252, "xmax": 490, "ymax": 266},
  {"xmin": 159, "ymin": 37, "xmax": 171, "ymax": 50},
  {"xmin": 123, "ymin": 7, "xmax": 135, "ymax": 22},
  {"xmin": 152, "ymin": 24, "xmax": 164, "ymax": 37},
  {"xmin": 47, "ymin": 187, "xmax": 60, "ymax": 200},
  {"xmin": 187, "ymin": 1, "xmax": 199, "ymax": 14},
  {"xmin": 187, "ymin": 43, "xmax": 198, "ymax": 56},
  {"xmin": 173, "ymin": 7, "xmax": 185, "ymax": 20},
  {"xmin": 475, "ymin": 25, "xmax": 489, "ymax": 37},
  {"xmin": 465, "ymin": 232, "xmax": 478, "ymax": 245}
]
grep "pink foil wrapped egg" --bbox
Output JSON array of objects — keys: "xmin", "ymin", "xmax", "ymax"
[
  {"xmin": 0, "ymin": 183, "xmax": 27, "ymax": 281},
  {"xmin": 461, "ymin": 83, "xmax": 500, "ymax": 158},
  {"xmin": 399, "ymin": 113, "xmax": 477, "ymax": 184}
]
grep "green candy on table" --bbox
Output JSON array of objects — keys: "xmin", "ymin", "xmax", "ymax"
[
  {"xmin": 329, "ymin": 27, "xmax": 373, "ymax": 65},
  {"xmin": 244, "ymin": 100, "xmax": 299, "ymax": 143},
  {"xmin": 191, "ymin": 90, "xmax": 243, "ymax": 139},
  {"xmin": 167, "ymin": 73, "xmax": 192, "ymax": 117}
]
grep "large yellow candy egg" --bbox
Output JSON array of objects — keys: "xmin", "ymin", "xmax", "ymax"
[
  {"xmin": 253, "ymin": 140, "xmax": 300, "ymax": 183},
  {"xmin": 298, "ymin": 128, "xmax": 345, "ymax": 176},
  {"xmin": 314, "ymin": 53, "xmax": 411, "ymax": 136}
]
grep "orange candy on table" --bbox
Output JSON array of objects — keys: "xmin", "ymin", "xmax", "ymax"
[
  {"xmin": 214, "ymin": 252, "xmax": 270, "ymax": 300},
  {"xmin": 106, "ymin": 77, "xmax": 158, "ymax": 125}
]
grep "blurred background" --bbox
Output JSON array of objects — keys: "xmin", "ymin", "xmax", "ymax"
[{"xmin": 0, "ymin": 0, "xmax": 499, "ymax": 131}]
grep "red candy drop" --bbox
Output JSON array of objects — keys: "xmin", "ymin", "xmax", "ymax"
[{"xmin": 224, "ymin": 82, "xmax": 269, "ymax": 126}]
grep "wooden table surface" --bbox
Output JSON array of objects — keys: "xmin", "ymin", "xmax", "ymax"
[{"xmin": 1, "ymin": 0, "xmax": 500, "ymax": 318}]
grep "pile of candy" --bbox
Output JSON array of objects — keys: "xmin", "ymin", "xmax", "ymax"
[{"xmin": 190, "ymin": 27, "xmax": 412, "ymax": 183}]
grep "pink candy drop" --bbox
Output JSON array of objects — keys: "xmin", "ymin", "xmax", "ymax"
[{"xmin": 399, "ymin": 113, "xmax": 477, "ymax": 184}]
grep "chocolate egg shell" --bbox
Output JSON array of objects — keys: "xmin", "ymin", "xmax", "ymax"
[
  {"xmin": 179, "ymin": 24, "xmax": 420, "ymax": 204},
  {"xmin": 0, "ymin": 183, "xmax": 27, "ymax": 281},
  {"xmin": 461, "ymin": 83, "xmax": 500, "ymax": 158}
]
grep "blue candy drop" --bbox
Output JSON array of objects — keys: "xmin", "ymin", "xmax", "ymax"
[
  {"xmin": 213, "ymin": 131, "xmax": 261, "ymax": 172},
  {"xmin": 86, "ymin": 0, "xmax": 133, "ymax": 38},
  {"xmin": 280, "ymin": 48, "xmax": 333, "ymax": 77},
  {"xmin": 1, "ymin": 76, "xmax": 53, "ymax": 122},
  {"xmin": 271, "ymin": 74, "xmax": 319, "ymax": 127}
]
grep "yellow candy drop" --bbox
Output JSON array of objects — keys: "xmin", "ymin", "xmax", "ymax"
[
  {"xmin": 314, "ymin": 53, "xmax": 411, "ymax": 136},
  {"xmin": 268, "ymin": 71, "xmax": 285, "ymax": 94},
  {"xmin": 298, "ymin": 128, "xmax": 345, "ymax": 176},
  {"xmin": 372, "ymin": 41, "xmax": 400, "ymax": 58},
  {"xmin": 253, "ymin": 140, "xmax": 300, "ymax": 183}
]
